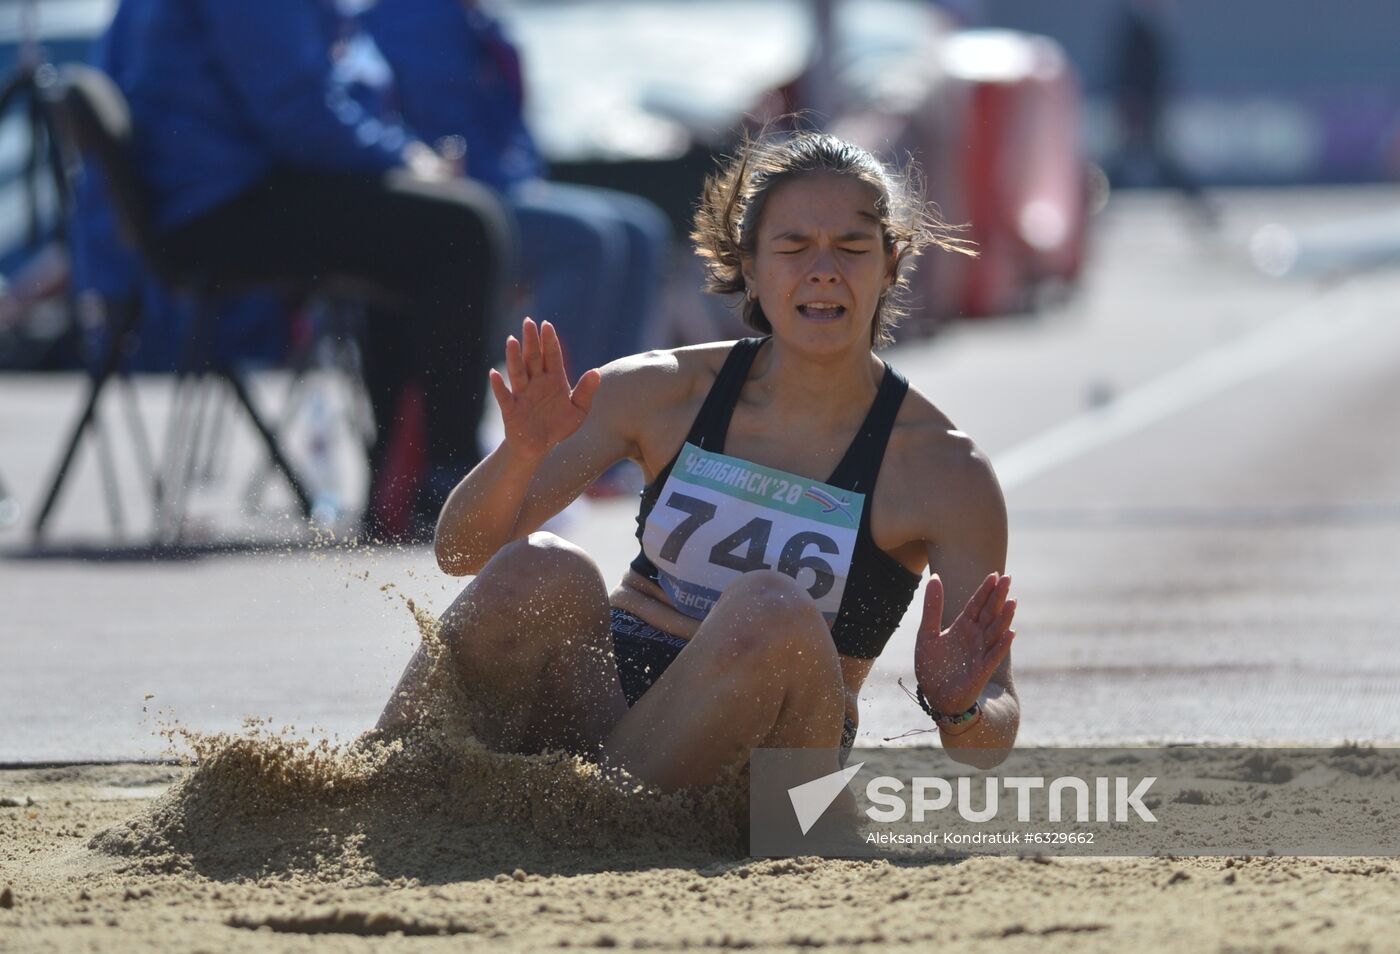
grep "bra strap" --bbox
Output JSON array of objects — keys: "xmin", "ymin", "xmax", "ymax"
[
  {"xmin": 827, "ymin": 361, "xmax": 909, "ymax": 499},
  {"xmin": 685, "ymin": 337, "xmax": 768, "ymax": 451}
]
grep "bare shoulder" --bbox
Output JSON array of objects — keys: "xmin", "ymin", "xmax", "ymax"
[
  {"xmin": 595, "ymin": 341, "xmax": 732, "ymax": 394},
  {"xmin": 590, "ymin": 341, "xmax": 734, "ymax": 418},
  {"xmin": 587, "ymin": 341, "xmax": 742, "ymax": 473},
  {"xmin": 882, "ymin": 384, "xmax": 1006, "ymax": 541}
]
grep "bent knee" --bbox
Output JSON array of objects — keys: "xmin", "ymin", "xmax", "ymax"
[
  {"xmin": 440, "ymin": 533, "xmax": 604, "ymax": 650},
  {"xmin": 709, "ymin": 571, "xmax": 837, "ymax": 665},
  {"xmin": 719, "ymin": 570, "xmax": 824, "ymax": 627},
  {"xmin": 478, "ymin": 532, "xmax": 602, "ymax": 601}
]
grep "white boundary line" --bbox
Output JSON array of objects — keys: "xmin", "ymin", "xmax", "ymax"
[{"xmin": 995, "ymin": 280, "xmax": 1377, "ymax": 491}]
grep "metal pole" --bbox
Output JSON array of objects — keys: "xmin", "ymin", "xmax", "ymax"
[{"xmin": 804, "ymin": 0, "xmax": 837, "ymax": 127}]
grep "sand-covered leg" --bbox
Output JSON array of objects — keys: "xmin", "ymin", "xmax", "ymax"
[
  {"xmin": 602, "ymin": 570, "xmax": 846, "ymax": 791},
  {"xmin": 378, "ymin": 532, "xmax": 628, "ymax": 755}
]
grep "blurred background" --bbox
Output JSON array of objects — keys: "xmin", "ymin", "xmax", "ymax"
[
  {"xmin": 6, "ymin": 1, "xmax": 1395, "ymax": 375},
  {"xmin": 3, "ymin": 0, "xmax": 1399, "ymax": 758}
]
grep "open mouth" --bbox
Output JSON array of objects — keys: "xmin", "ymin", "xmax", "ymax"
[{"xmin": 797, "ymin": 303, "xmax": 846, "ymax": 320}]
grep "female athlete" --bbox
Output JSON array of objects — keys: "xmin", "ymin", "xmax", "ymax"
[{"xmin": 377, "ymin": 131, "xmax": 1020, "ymax": 790}]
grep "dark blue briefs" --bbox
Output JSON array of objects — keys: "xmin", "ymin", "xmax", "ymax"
[{"xmin": 609, "ymin": 607, "xmax": 689, "ymax": 707}]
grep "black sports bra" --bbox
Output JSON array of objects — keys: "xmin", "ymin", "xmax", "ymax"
[{"xmin": 630, "ymin": 337, "xmax": 920, "ymax": 659}]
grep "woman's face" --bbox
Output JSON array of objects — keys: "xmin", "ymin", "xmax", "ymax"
[{"xmin": 742, "ymin": 172, "xmax": 896, "ymax": 354}]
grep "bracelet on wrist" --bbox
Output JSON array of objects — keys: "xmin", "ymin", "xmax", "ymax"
[{"xmin": 915, "ymin": 684, "xmax": 981, "ymax": 730}]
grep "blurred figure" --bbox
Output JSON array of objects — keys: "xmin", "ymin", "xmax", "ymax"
[
  {"xmin": 78, "ymin": 0, "xmax": 514, "ymax": 538},
  {"xmin": 927, "ymin": 0, "xmax": 986, "ymax": 28},
  {"xmin": 1110, "ymin": 0, "xmax": 1219, "ymax": 226},
  {"xmin": 360, "ymin": 0, "xmax": 671, "ymax": 386}
]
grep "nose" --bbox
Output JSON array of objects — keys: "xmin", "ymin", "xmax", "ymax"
[{"xmin": 807, "ymin": 248, "xmax": 839, "ymax": 283}]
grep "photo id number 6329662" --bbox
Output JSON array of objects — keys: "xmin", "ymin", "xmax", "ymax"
[{"xmin": 1024, "ymin": 832, "xmax": 1096, "ymax": 845}]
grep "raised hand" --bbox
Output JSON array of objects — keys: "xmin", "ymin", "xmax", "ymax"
[
  {"xmin": 913, "ymin": 572, "xmax": 1017, "ymax": 716},
  {"xmin": 488, "ymin": 318, "xmax": 601, "ymax": 460}
]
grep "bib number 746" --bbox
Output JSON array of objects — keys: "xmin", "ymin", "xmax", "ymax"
[{"xmin": 659, "ymin": 492, "xmax": 839, "ymax": 599}]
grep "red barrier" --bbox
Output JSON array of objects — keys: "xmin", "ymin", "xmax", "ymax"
[
  {"xmin": 789, "ymin": 27, "xmax": 1088, "ymax": 329},
  {"xmin": 941, "ymin": 31, "xmax": 1088, "ymax": 318}
]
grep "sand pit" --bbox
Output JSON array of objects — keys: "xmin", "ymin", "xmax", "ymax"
[
  {"xmin": 4, "ymin": 733, "xmax": 1400, "ymax": 952},
  {"xmin": 4, "ymin": 597, "xmax": 1398, "ymax": 951}
]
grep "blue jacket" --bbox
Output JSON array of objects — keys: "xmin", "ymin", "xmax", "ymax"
[
  {"xmin": 103, "ymin": 0, "xmax": 413, "ymax": 230},
  {"xmin": 69, "ymin": 0, "xmax": 406, "ymax": 369},
  {"xmin": 360, "ymin": 0, "xmax": 542, "ymax": 193}
]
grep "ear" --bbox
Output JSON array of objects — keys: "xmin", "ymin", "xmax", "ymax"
[{"xmin": 740, "ymin": 255, "xmax": 758, "ymax": 296}]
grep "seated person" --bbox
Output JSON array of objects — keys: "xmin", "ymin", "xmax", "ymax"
[
  {"xmin": 361, "ymin": 0, "xmax": 671, "ymax": 388},
  {"xmin": 84, "ymin": 0, "xmax": 515, "ymax": 536}
]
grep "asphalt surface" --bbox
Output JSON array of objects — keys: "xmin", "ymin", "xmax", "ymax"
[{"xmin": 4, "ymin": 187, "xmax": 1400, "ymax": 762}]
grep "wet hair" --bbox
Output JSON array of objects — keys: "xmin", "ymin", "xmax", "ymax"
[{"xmin": 692, "ymin": 129, "xmax": 975, "ymax": 348}]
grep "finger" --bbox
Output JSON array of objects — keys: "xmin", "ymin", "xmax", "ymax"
[
  {"xmin": 504, "ymin": 336, "xmax": 527, "ymax": 393},
  {"xmin": 537, "ymin": 322, "xmax": 554, "ymax": 378},
  {"xmin": 980, "ymin": 574, "xmax": 1012, "ymax": 626},
  {"xmin": 571, "ymin": 367, "xmax": 602, "ymax": 413},
  {"xmin": 522, "ymin": 317, "xmax": 543, "ymax": 376},
  {"xmin": 540, "ymin": 320, "xmax": 565, "ymax": 377},
  {"xmin": 488, "ymin": 367, "xmax": 512, "ymax": 413},
  {"xmin": 978, "ymin": 600, "xmax": 1016, "ymax": 649},
  {"xmin": 990, "ymin": 599, "xmax": 1017, "ymax": 637},
  {"xmin": 979, "ymin": 629, "xmax": 1016, "ymax": 677},
  {"xmin": 963, "ymin": 572, "xmax": 999, "ymax": 625},
  {"xmin": 921, "ymin": 574, "xmax": 945, "ymax": 633}
]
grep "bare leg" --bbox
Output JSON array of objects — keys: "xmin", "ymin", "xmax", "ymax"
[
  {"xmin": 377, "ymin": 532, "xmax": 629, "ymax": 755},
  {"xmin": 602, "ymin": 571, "xmax": 847, "ymax": 791}
]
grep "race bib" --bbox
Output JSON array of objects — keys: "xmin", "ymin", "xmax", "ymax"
[{"xmin": 641, "ymin": 442, "xmax": 865, "ymax": 622}]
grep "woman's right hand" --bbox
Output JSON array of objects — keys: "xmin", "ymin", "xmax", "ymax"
[{"xmin": 488, "ymin": 318, "xmax": 601, "ymax": 460}]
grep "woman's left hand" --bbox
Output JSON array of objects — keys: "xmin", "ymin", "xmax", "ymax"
[{"xmin": 913, "ymin": 572, "xmax": 1017, "ymax": 716}]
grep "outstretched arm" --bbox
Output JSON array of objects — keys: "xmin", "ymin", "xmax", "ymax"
[
  {"xmin": 435, "ymin": 318, "xmax": 616, "ymax": 575},
  {"xmin": 915, "ymin": 572, "xmax": 1018, "ymax": 768},
  {"xmin": 913, "ymin": 441, "xmax": 1019, "ymax": 768}
]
